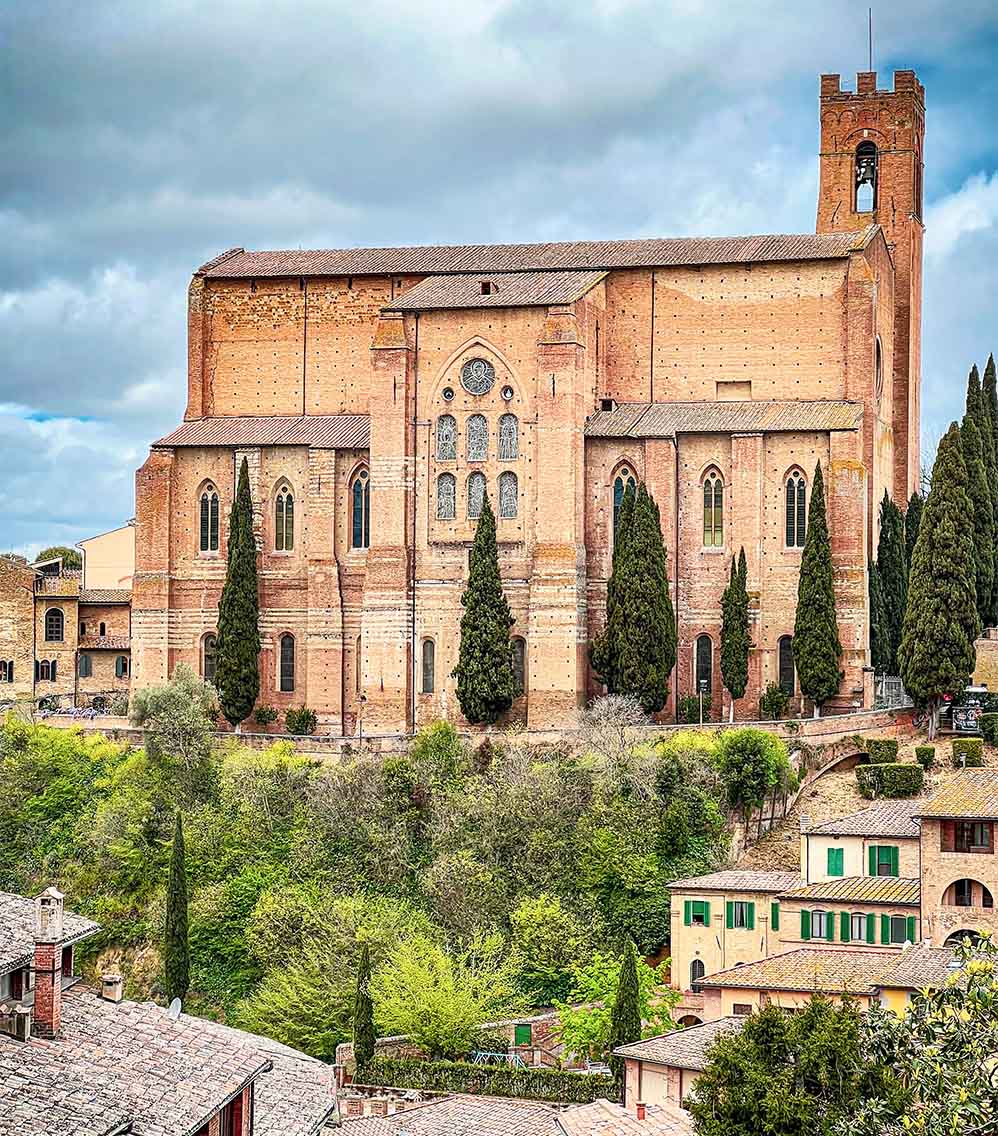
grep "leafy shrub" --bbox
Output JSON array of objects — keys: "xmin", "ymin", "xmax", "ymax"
[
  {"xmin": 677, "ymin": 693, "xmax": 711, "ymax": 724},
  {"xmin": 856, "ymin": 763, "xmax": 923, "ymax": 799},
  {"xmin": 359, "ymin": 1056, "xmax": 617, "ymax": 1104},
  {"xmin": 980, "ymin": 714, "xmax": 998, "ymax": 745},
  {"xmin": 285, "ymin": 707, "xmax": 318, "ymax": 735},
  {"xmin": 915, "ymin": 745, "xmax": 935, "ymax": 770},
  {"xmin": 254, "ymin": 706, "xmax": 278, "ymax": 727},
  {"xmin": 759, "ymin": 682, "xmax": 791, "ymax": 721},
  {"xmin": 952, "ymin": 738, "xmax": 985, "ymax": 768},
  {"xmin": 716, "ymin": 728, "xmax": 793, "ymax": 820},
  {"xmin": 863, "ymin": 738, "xmax": 899, "ymax": 764}
]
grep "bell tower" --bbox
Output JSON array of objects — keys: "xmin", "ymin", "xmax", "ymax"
[{"xmin": 817, "ymin": 70, "xmax": 925, "ymax": 501}]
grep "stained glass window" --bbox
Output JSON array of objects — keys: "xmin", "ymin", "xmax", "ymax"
[
  {"xmin": 498, "ymin": 471, "xmax": 518, "ymax": 518},
  {"xmin": 467, "ymin": 472, "xmax": 486, "ymax": 519},
  {"xmin": 703, "ymin": 472, "xmax": 723, "ymax": 546},
  {"xmin": 461, "ymin": 357, "xmax": 495, "ymax": 395},
  {"xmin": 467, "ymin": 414, "xmax": 488, "ymax": 461},
  {"xmin": 785, "ymin": 473, "xmax": 806, "ymax": 547},
  {"xmin": 200, "ymin": 486, "xmax": 219, "ymax": 552},
  {"xmin": 436, "ymin": 473, "xmax": 456, "ymax": 520},
  {"xmin": 498, "ymin": 414, "xmax": 518, "ymax": 460},
  {"xmin": 275, "ymin": 486, "xmax": 294, "ymax": 551},
  {"xmin": 436, "ymin": 415, "xmax": 456, "ymax": 460},
  {"xmin": 695, "ymin": 634, "xmax": 712, "ymax": 691},
  {"xmin": 351, "ymin": 470, "xmax": 370, "ymax": 549}
]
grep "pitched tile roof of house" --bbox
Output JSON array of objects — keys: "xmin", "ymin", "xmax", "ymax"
[
  {"xmin": 805, "ymin": 801, "xmax": 920, "ymax": 838},
  {"xmin": 556, "ymin": 1099, "xmax": 694, "ymax": 1135},
  {"xmin": 343, "ymin": 1094, "xmax": 558, "ymax": 1135},
  {"xmin": 874, "ymin": 944, "xmax": 961, "ymax": 990},
  {"xmin": 667, "ymin": 870, "xmax": 803, "ymax": 894},
  {"xmin": 780, "ymin": 876, "xmax": 920, "ymax": 906},
  {"xmin": 79, "ymin": 589, "xmax": 132, "ymax": 605},
  {"xmin": 0, "ymin": 892, "xmax": 99, "ymax": 974},
  {"xmin": 612, "ymin": 1016, "xmax": 745, "ymax": 1070},
  {"xmin": 699, "ymin": 948, "xmax": 899, "ymax": 995},
  {"xmin": 386, "ymin": 269, "xmax": 607, "ymax": 311},
  {"xmin": 197, "ymin": 229, "xmax": 876, "ymax": 279},
  {"xmin": 914, "ymin": 771, "xmax": 998, "ymax": 819},
  {"xmin": 585, "ymin": 400, "xmax": 863, "ymax": 438},
  {"xmin": 154, "ymin": 414, "xmax": 370, "ymax": 449},
  {"xmin": 79, "ymin": 636, "xmax": 131, "ymax": 651}
]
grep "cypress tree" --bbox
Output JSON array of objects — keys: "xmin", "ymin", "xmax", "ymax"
[
  {"xmin": 608, "ymin": 942, "xmax": 642, "ymax": 1094},
  {"xmin": 876, "ymin": 491, "xmax": 908, "ymax": 673},
  {"xmin": 164, "ymin": 812, "xmax": 190, "ymax": 1004},
  {"xmin": 979, "ymin": 355, "xmax": 998, "ymax": 623},
  {"xmin": 353, "ymin": 943, "xmax": 376, "ymax": 1069},
  {"xmin": 453, "ymin": 494, "xmax": 517, "ymax": 724},
  {"xmin": 792, "ymin": 463, "xmax": 842, "ymax": 716},
  {"xmin": 720, "ymin": 548, "xmax": 751, "ymax": 721},
  {"xmin": 215, "ymin": 457, "xmax": 260, "ymax": 728},
  {"xmin": 904, "ymin": 492, "xmax": 923, "ymax": 573},
  {"xmin": 961, "ymin": 415, "xmax": 995, "ymax": 627},
  {"xmin": 899, "ymin": 424, "xmax": 980, "ymax": 738},
  {"xmin": 591, "ymin": 484, "xmax": 676, "ymax": 714},
  {"xmin": 869, "ymin": 561, "xmax": 890, "ymax": 673}
]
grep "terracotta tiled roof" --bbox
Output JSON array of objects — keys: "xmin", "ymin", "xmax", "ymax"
[
  {"xmin": 79, "ymin": 588, "xmax": 131, "ymax": 605},
  {"xmin": 343, "ymin": 1095, "xmax": 557, "ymax": 1135},
  {"xmin": 667, "ymin": 870, "xmax": 803, "ymax": 894},
  {"xmin": 874, "ymin": 944, "xmax": 961, "ymax": 990},
  {"xmin": 612, "ymin": 1017, "xmax": 745, "ymax": 1070},
  {"xmin": 197, "ymin": 229, "xmax": 876, "ymax": 278},
  {"xmin": 556, "ymin": 1099, "xmax": 694, "ymax": 1135},
  {"xmin": 780, "ymin": 876, "xmax": 920, "ymax": 906},
  {"xmin": 699, "ymin": 948, "xmax": 899, "ymax": 994},
  {"xmin": 0, "ymin": 892, "xmax": 99, "ymax": 974},
  {"xmin": 585, "ymin": 399, "xmax": 864, "ymax": 438},
  {"xmin": 805, "ymin": 801, "xmax": 920, "ymax": 838},
  {"xmin": 385, "ymin": 269, "xmax": 607, "ymax": 311},
  {"xmin": 154, "ymin": 414, "xmax": 370, "ymax": 449},
  {"xmin": 79, "ymin": 636, "xmax": 131, "ymax": 651},
  {"xmin": 914, "ymin": 771, "xmax": 998, "ymax": 819}
]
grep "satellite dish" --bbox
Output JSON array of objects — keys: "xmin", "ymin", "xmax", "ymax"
[{"xmin": 168, "ymin": 997, "xmax": 182, "ymax": 1021}]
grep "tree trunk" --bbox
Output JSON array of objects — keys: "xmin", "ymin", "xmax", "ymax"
[
  {"xmin": 813, "ymin": 701, "xmax": 821, "ymax": 719},
  {"xmin": 729, "ymin": 698, "xmax": 735, "ymax": 723}
]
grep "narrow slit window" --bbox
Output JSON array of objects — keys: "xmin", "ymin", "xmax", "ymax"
[
  {"xmin": 351, "ymin": 470, "xmax": 370, "ymax": 549},
  {"xmin": 702, "ymin": 472, "xmax": 723, "ymax": 546},
  {"xmin": 200, "ymin": 485, "xmax": 220, "ymax": 552},
  {"xmin": 421, "ymin": 639, "xmax": 435, "ymax": 694},
  {"xmin": 279, "ymin": 634, "xmax": 295, "ymax": 692}
]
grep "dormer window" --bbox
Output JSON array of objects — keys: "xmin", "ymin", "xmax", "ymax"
[{"xmin": 480, "ymin": 280, "xmax": 498, "ymax": 296}]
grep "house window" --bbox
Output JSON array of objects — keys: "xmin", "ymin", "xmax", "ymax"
[
  {"xmin": 202, "ymin": 635, "xmax": 217, "ymax": 683},
  {"xmin": 200, "ymin": 485, "xmax": 220, "ymax": 552},
  {"xmin": 115, "ymin": 656, "xmax": 129, "ymax": 679},
  {"xmin": 702, "ymin": 471, "xmax": 723, "ymax": 546},
  {"xmin": 855, "ymin": 141, "xmax": 878, "ymax": 212},
  {"xmin": 827, "ymin": 847, "xmax": 844, "ymax": 877},
  {"xmin": 684, "ymin": 899, "xmax": 710, "ymax": 927},
  {"xmin": 811, "ymin": 910, "xmax": 831, "ymax": 940},
  {"xmin": 884, "ymin": 914, "xmax": 913, "ymax": 945},
  {"xmin": 612, "ymin": 469, "xmax": 637, "ymax": 536},
  {"xmin": 690, "ymin": 959, "xmax": 706, "ymax": 993},
  {"xmin": 778, "ymin": 635, "xmax": 795, "ymax": 695},
  {"xmin": 421, "ymin": 639, "xmax": 435, "ymax": 694},
  {"xmin": 466, "ymin": 414, "xmax": 489, "ymax": 461},
  {"xmin": 512, "ymin": 637, "xmax": 526, "ymax": 694},
  {"xmin": 78, "ymin": 655, "xmax": 92, "ymax": 679},
  {"xmin": 695, "ymin": 634, "xmax": 712, "ymax": 693},
  {"xmin": 351, "ymin": 470, "xmax": 370, "ymax": 549},
  {"xmin": 0, "ymin": 660, "xmax": 10, "ymax": 683},
  {"xmin": 728, "ymin": 900, "xmax": 754, "ymax": 929},
  {"xmin": 436, "ymin": 415, "xmax": 457, "ymax": 461},
  {"xmin": 785, "ymin": 473, "xmax": 806, "ymax": 547},
  {"xmin": 498, "ymin": 414, "xmax": 519, "ymax": 460},
  {"xmin": 44, "ymin": 608, "xmax": 64, "ymax": 643},
  {"xmin": 279, "ymin": 634, "xmax": 295, "ymax": 692},
  {"xmin": 467, "ymin": 472, "xmax": 486, "ymax": 519},
  {"xmin": 275, "ymin": 485, "xmax": 294, "ymax": 551},
  {"xmin": 851, "ymin": 912, "xmax": 867, "ymax": 941},
  {"xmin": 869, "ymin": 845, "xmax": 900, "ymax": 877},
  {"xmin": 954, "ymin": 878, "xmax": 974, "ymax": 907},
  {"xmin": 99, "ymin": 622, "xmax": 106, "ymax": 637},
  {"xmin": 436, "ymin": 473, "xmax": 456, "ymax": 520},
  {"xmin": 80, "ymin": 622, "xmax": 86, "ymax": 636},
  {"xmin": 955, "ymin": 821, "xmax": 992, "ymax": 853},
  {"xmin": 38, "ymin": 660, "xmax": 52, "ymax": 681},
  {"xmin": 498, "ymin": 471, "xmax": 518, "ymax": 519},
  {"xmin": 732, "ymin": 1004, "xmax": 754, "ymax": 1016}
]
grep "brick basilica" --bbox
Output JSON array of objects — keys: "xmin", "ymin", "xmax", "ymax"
[{"xmin": 132, "ymin": 70, "xmax": 925, "ymax": 733}]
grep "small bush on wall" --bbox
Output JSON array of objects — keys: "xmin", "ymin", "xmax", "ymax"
[
  {"xmin": 677, "ymin": 693, "xmax": 711, "ymax": 724},
  {"xmin": 857, "ymin": 763, "xmax": 924, "ymax": 799},
  {"xmin": 915, "ymin": 745, "xmax": 935, "ymax": 770},
  {"xmin": 952, "ymin": 738, "xmax": 985, "ymax": 768},
  {"xmin": 863, "ymin": 738, "xmax": 899, "ymax": 764},
  {"xmin": 980, "ymin": 714, "xmax": 998, "ymax": 745},
  {"xmin": 286, "ymin": 707, "xmax": 318, "ymax": 735}
]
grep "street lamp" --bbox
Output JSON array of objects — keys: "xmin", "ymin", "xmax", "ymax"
[{"xmin": 699, "ymin": 679, "xmax": 708, "ymax": 727}]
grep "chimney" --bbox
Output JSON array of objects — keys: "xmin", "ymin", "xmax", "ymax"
[
  {"xmin": 635, "ymin": 1101, "xmax": 647, "ymax": 1121},
  {"xmin": 101, "ymin": 974, "xmax": 123, "ymax": 1003},
  {"xmin": 32, "ymin": 886, "xmax": 64, "ymax": 1038}
]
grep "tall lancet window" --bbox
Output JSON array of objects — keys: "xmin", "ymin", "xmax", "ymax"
[
  {"xmin": 498, "ymin": 414, "xmax": 518, "ymax": 460},
  {"xmin": 467, "ymin": 415, "xmax": 488, "ymax": 462},
  {"xmin": 436, "ymin": 415, "xmax": 456, "ymax": 460}
]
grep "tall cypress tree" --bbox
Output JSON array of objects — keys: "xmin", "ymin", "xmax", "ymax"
[
  {"xmin": 453, "ymin": 494, "xmax": 517, "ymax": 724},
  {"xmin": 904, "ymin": 492, "xmax": 923, "ymax": 573},
  {"xmin": 164, "ymin": 812, "xmax": 190, "ymax": 1004},
  {"xmin": 869, "ymin": 561, "xmax": 890, "ymax": 673},
  {"xmin": 876, "ymin": 491, "xmax": 908, "ymax": 673},
  {"xmin": 900, "ymin": 423, "xmax": 980, "ymax": 738},
  {"xmin": 215, "ymin": 457, "xmax": 260, "ymax": 728},
  {"xmin": 608, "ymin": 942, "xmax": 642, "ymax": 1095},
  {"xmin": 977, "ymin": 356, "xmax": 998, "ymax": 624},
  {"xmin": 353, "ymin": 943, "xmax": 376, "ymax": 1069},
  {"xmin": 792, "ymin": 463, "xmax": 842, "ymax": 716},
  {"xmin": 961, "ymin": 415, "xmax": 995, "ymax": 627},
  {"xmin": 591, "ymin": 483, "xmax": 676, "ymax": 714},
  {"xmin": 720, "ymin": 548, "xmax": 751, "ymax": 721}
]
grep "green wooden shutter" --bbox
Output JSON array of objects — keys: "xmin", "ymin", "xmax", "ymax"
[
  {"xmin": 868, "ymin": 845, "xmax": 877, "ymax": 876},
  {"xmin": 890, "ymin": 846, "xmax": 899, "ymax": 877},
  {"xmin": 828, "ymin": 847, "xmax": 843, "ymax": 877},
  {"xmin": 881, "ymin": 914, "xmax": 890, "ymax": 944},
  {"xmin": 726, "ymin": 902, "xmax": 734, "ymax": 929},
  {"xmin": 825, "ymin": 914, "xmax": 834, "ymax": 941},
  {"xmin": 704, "ymin": 901, "xmax": 711, "ymax": 924},
  {"xmin": 747, "ymin": 902, "xmax": 755, "ymax": 931},
  {"xmin": 684, "ymin": 900, "xmax": 692, "ymax": 927},
  {"xmin": 865, "ymin": 913, "xmax": 875, "ymax": 943},
  {"xmin": 514, "ymin": 1023, "xmax": 532, "ymax": 1046},
  {"xmin": 840, "ymin": 912, "xmax": 850, "ymax": 941},
  {"xmin": 907, "ymin": 915, "xmax": 916, "ymax": 943},
  {"xmin": 801, "ymin": 910, "xmax": 811, "ymax": 940},
  {"xmin": 771, "ymin": 902, "xmax": 780, "ymax": 932}
]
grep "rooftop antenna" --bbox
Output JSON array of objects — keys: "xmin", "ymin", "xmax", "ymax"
[
  {"xmin": 868, "ymin": 7, "xmax": 873, "ymax": 73},
  {"xmin": 168, "ymin": 997, "xmax": 182, "ymax": 1022}
]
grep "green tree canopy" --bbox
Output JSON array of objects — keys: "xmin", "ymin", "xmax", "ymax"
[
  {"xmin": 353, "ymin": 942, "xmax": 376, "ymax": 1068},
  {"xmin": 215, "ymin": 458, "xmax": 260, "ymax": 728},
  {"xmin": 868, "ymin": 561, "xmax": 890, "ymax": 673},
  {"xmin": 509, "ymin": 893, "xmax": 587, "ymax": 1006},
  {"xmin": 792, "ymin": 463, "xmax": 842, "ymax": 713},
  {"xmin": 961, "ymin": 415, "xmax": 995, "ymax": 627},
  {"xmin": 904, "ymin": 492, "xmax": 923, "ymax": 572},
  {"xmin": 35, "ymin": 545, "xmax": 82, "ymax": 570},
  {"xmin": 164, "ymin": 812, "xmax": 190, "ymax": 1004},
  {"xmin": 899, "ymin": 423, "xmax": 980, "ymax": 737},
  {"xmin": 876, "ymin": 492, "xmax": 908, "ymax": 673},
  {"xmin": 720, "ymin": 549, "xmax": 751, "ymax": 721},
  {"xmin": 453, "ymin": 494, "xmax": 517, "ymax": 724},
  {"xmin": 715, "ymin": 727, "xmax": 793, "ymax": 823}
]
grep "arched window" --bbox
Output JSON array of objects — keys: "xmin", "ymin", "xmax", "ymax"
[
  {"xmin": 115, "ymin": 656, "xmax": 129, "ymax": 679},
  {"xmin": 874, "ymin": 336, "xmax": 884, "ymax": 405},
  {"xmin": 498, "ymin": 471, "xmax": 518, "ymax": 519},
  {"xmin": 778, "ymin": 635, "xmax": 795, "ymax": 695},
  {"xmin": 279, "ymin": 634, "xmax": 295, "ymax": 692},
  {"xmin": 356, "ymin": 635, "xmax": 362, "ymax": 694},
  {"xmin": 38, "ymin": 660, "xmax": 51, "ymax": 681},
  {"xmin": 99, "ymin": 622, "xmax": 106, "ymax": 638},
  {"xmin": 467, "ymin": 472, "xmax": 486, "ymax": 519},
  {"xmin": 436, "ymin": 415, "xmax": 457, "ymax": 461},
  {"xmin": 466, "ymin": 414, "xmax": 488, "ymax": 462},
  {"xmin": 498, "ymin": 414, "xmax": 519, "ymax": 460},
  {"xmin": 436, "ymin": 473, "xmax": 456, "ymax": 520},
  {"xmin": 612, "ymin": 467, "xmax": 637, "ymax": 535},
  {"xmin": 702, "ymin": 470, "xmax": 723, "ymax": 547},
  {"xmin": 78, "ymin": 655, "xmax": 92, "ymax": 679},
  {"xmin": 45, "ymin": 608, "xmax": 64, "ymax": 643},
  {"xmin": 855, "ymin": 141, "xmax": 878, "ymax": 212},
  {"xmin": 202, "ymin": 634, "xmax": 217, "ymax": 683},
  {"xmin": 200, "ymin": 484, "xmax": 220, "ymax": 552},
  {"xmin": 690, "ymin": 959, "xmax": 706, "ymax": 993},
  {"xmin": 275, "ymin": 484, "xmax": 294, "ymax": 551},
  {"xmin": 421, "ymin": 639, "xmax": 435, "ymax": 694},
  {"xmin": 695, "ymin": 634, "xmax": 712, "ymax": 692},
  {"xmin": 351, "ymin": 469, "xmax": 370, "ymax": 549},
  {"xmin": 512, "ymin": 637, "xmax": 526, "ymax": 694},
  {"xmin": 945, "ymin": 879, "xmax": 995, "ymax": 909},
  {"xmin": 785, "ymin": 472, "xmax": 807, "ymax": 548}
]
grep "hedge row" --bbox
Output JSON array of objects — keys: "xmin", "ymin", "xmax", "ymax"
[
  {"xmin": 953, "ymin": 737, "xmax": 985, "ymax": 768},
  {"xmin": 856, "ymin": 762, "xmax": 924, "ymax": 799},
  {"xmin": 980, "ymin": 714, "xmax": 998, "ymax": 745},
  {"xmin": 861, "ymin": 738, "xmax": 899, "ymax": 764},
  {"xmin": 915, "ymin": 745, "xmax": 935, "ymax": 770},
  {"xmin": 358, "ymin": 1057, "xmax": 617, "ymax": 1104}
]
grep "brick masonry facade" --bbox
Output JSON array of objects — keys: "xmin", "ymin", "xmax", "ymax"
[{"xmin": 132, "ymin": 71, "xmax": 924, "ymax": 733}]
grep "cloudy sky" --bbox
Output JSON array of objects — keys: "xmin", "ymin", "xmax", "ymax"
[{"xmin": 2, "ymin": 0, "xmax": 997, "ymax": 555}]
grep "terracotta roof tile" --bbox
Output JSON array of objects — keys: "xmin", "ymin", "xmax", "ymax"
[
  {"xmin": 79, "ymin": 589, "xmax": 131, "ymax": 605},
  {"xmin": 556, "ymin": 1098, "xmax": 694, "ymax": 1135},
  {"xmin": 386, "ymin": 270, "xmax": 607, "ymax": 311},
  {"xmin": 914, "ymin": 771, "xmax": 998, "ymax": 819},
  {"xmin": 667, "ymin": 870, "xmax": 803, "ymax": 894},
  {"xmin": 198, "ymin": 229, "xmax": 876, "ymax": 278},
  {"xmin": 0, "ymin": 892, "xmax": 99, "ymax": 974},
  {"xmin": 612, "ymin": 1017, "xmax": 745, "ymax": 1070},
  {"xmin": 79, "ymin": 636, "xmax": 131, "ymax": 651},
  {"xmin": 874, "ymin": 944, "xmax": 962, "ymax": 990},
  {"xmin": 699, "ymin": 948, "xmax": 899, "ymax": 994},
  {"xmin": 780, "ymin": 876, "xmax": 920, "ymax": 905},
  {"xmin": 154, "ymin": 415, "xmax": 370, "ymax": 449},
  {"xmin": 805, "ymin": 802, "xmax": 920, "ymax": 838},
  {"xmin": 585, "ymin": 400, "xmax": 863, "ymax": 438},
  {"xmin": 343, "ymin": 1095, "xmax": 557, "ymax": 1134}
]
